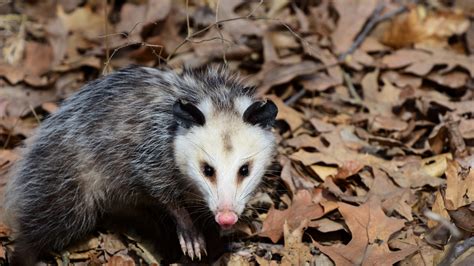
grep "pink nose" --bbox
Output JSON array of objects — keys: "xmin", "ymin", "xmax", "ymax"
[{"xmin": 215, "ymin": 211, "xmax": 238, "ymax": 229}]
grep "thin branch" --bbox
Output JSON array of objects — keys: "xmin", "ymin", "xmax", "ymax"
[
  {"xmin": 338, "ymin": 4, "xmax": 408, "ymax": 61},
  {"xmin": 285, "ymin": 89, "xmax": 306, "ymax": 106},
  {"xmin": 343, "ymin": 71, "xmax": 362, "ymax": 103},
  {"xmin": 186, "ymin": 0, "xmax": 191, "ymax": 37},
  {"xmin": 166, "ymin": 1, "xmax": 265, "ymax": 62}
]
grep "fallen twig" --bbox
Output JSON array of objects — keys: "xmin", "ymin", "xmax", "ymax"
[
  {"xmin": 338, "ymin": 4, "xmax": 408, "ymax": 61},
  {"xmin": 342, "ymin": 71, "xmax": 362, "ymax": 103}
]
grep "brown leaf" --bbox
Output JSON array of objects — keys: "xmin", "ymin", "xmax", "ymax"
[
  {"xmin": 216, "ymin": 0, "xmax": 262, "ymax": 40},
  {"xmin": 259, "ymin": 190, "xmax": 324, "ymax": 243},
  {"xmin": 382, "ymin": 48, "xmax": 474, "ymax": 77},
  {"xmin": 101, "ymin": 234, "xmax": 127, "ymax": 255},
  {"xmin": 380, "ymin": 71, "xmax": 422, "ymax": 89},
  {"xmin": 381, "ymin": 189, "xmax": 415, "ymax": 221},
  {"xmin": 116, "ymin": 0, "xmax": 171, "ymax": 36},
  {"xmin": 300, "ymin": 73, "xmax": 341, "ymax": 92},
  {"xmin": 444, "ymin": 160, "xmax": 474, "ymax": 210},
  {"xmin": 428, "ymin": 190, "xmax": 450, "ymax": 228},
  {"xmin": 427, "ymin": 71, "xmax": 469, "ymax": 89},
  {"xmin": 331, "ymin": 0, "xmax": 378, "ymax": 54},
  {"xmin": 259, "ymin": 61, "xmax": 321, "ymax": 95},
  {"xmin": 360, "ymin": 37, "xmax": 390, "ymax": 53},
  {"xmin": 309, "ymin": 118, "xmax": 336, "ymax": 133},
  {"xmin": 314, "ymin": 197, "xmax": 415, "ymax": 266},
  {"xmin": 24, "ymin": 41, "xmax": 54, "ymax": 77},
  {"xmin": 459, "ymin": 119, "xmax": 474, "ymax": 139},
  {"xmin": 361, "ymin": 69, "xmax": 406, "ymax": 123},
  {"xmin": 309, "ymin": 218, "xmax": 345, "ymax": 233},
  {"xmin": 345, "ymin": 50, "xmax": 375, "ymax": 70},
  {"xmin": 467, "ymin": 19, "xmax": 474, "ymax": 54},
  {"xmin": 106, "ymin": 254, "xmax": 135, "ymax": 266},
  {"xmin": 362, "ymin": 242, "xmax": 418, "ymax": 266},
  {"xmin": 281, "ymin": 219, "xmax": 313, "ymax": 265},
  {"xmin": 290, "ymin": 149, "xmax": 340, "ymax": 166},
  {"xmin": 370, "ymin": 115, "xmax": 409, "ymax": 132},
  {"xmin": 302, "ymin": 39, "xmax": 343, "ymax": 84},
  {"xmin": 383, "ymin": 6, "xmax": 469, "ymax": 48},
  {"xmin": 0, "ymin": 64, "xmax": 25, "ymax": 85},
  {"xmin": 448, "ymin": 205, "xmax": 474, "ymax": 232},
  {"xmin": 393, "ymin": 155, "xmax": 448, "ymax": 188},
  {"xmin": 0, "ymin": 85, "xmax": 58, "ymax": 118},
  {"xmin": 57, "ymin": 4, "xmax": 110, "ymax": 42},
  {"xmin": 335, "ymin": 161, "xmax": 364, "ymax": 179}
]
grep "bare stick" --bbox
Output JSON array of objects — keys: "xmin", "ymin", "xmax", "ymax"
[
  {"xmin": 338, "ymin": 4, "xmax": 408, "ymax": 61},
  {"xmin": 102, "ymin": 0, "xmax": 111, "ymax": 75},
  {"xmin": 343, "ymin": 71, "xmax": 362, "ymax": 103}
]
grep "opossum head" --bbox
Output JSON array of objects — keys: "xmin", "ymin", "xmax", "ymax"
[{"xmin": 174, "ymin": 96, "xmax": 277, "ymax": 229}]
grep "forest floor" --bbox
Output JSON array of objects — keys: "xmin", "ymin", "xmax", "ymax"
[{"xmin": 0, "ymin": 0, "xmax": 473, "ymax": 265}]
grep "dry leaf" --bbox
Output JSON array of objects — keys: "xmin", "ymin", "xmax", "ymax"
[
  {"xmin": 260, "ymin": 190, "xmax": 324, "ymax": 243},
  {"xmin": 382, "ymin": 48, "xmax": 474, "ymax": 77},
  {"xmin": 57, "ymin": 4, "xmax": 110, "ymax": 41},
  {"xmin": 116, "ymin": 0, "xmax": 171, "ymax": 36},
  {"xmin": 281, "ymin": 220, "xmax": 313, "ymax": 265},
  {"xmin": 383, "ymin": 6, "xmax": 469, "ymax": 48},
  {"xmin": 444, "ymin": 160, "xmax": 474, "ymax": 210},
  {"xmin": 448, "ymin": 205, "xmax": 474, "ymax": 232},
  {"xmin": 427, "ymin": 71, "xmax": 469, "ymax": 89},
  {"xmin": 106, "ymin": 254, "xmax": 135, "ymax": 266},
  {"xmin": 24, "ymin": 41, "xmax": 54, "ymax": 77},
  {"xmin": 428, "ymin": 190, "xmax": 450, "ymax": 228},
  {"xmin": 259, "ymin": 61, "xmax": 321, "ymax": 94},
  {"xmin": 314, "ymin": 197, "xmax": 416, "ymax": 266},
  {"xmin": 331, "ymin": 0, "xmax": 378, "ymax": 54}
]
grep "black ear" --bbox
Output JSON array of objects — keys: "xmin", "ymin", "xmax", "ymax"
[
  {"xmin": 243, "ymin": 100, "xmax": 278, "ymax": 128},
  {"xmin": 173, "ymin": 99, "xmax": 205, "ymax": 128}
]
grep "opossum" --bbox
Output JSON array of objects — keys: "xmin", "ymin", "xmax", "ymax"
[{"xmin": 3, "ymin": 65, "xmax": 278, "ymax": 265}]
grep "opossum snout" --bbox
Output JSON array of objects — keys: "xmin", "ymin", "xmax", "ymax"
[{"xmin": 215, "ymin": 210, "xmax": 238, "ymax": 229}]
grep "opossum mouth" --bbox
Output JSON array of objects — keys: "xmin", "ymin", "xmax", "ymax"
[{"xmin": 215, "ymin": 210, "xmax": 238, "ymax": 229}]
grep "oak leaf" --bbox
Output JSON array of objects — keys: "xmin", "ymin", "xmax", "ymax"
[
  {"xmin": 313, "ymin": 197, "xmax": 417, "ymax": 266},
  {"xmin": 259, "ymin": 190, "xmax": 324, "ymax": 243}
]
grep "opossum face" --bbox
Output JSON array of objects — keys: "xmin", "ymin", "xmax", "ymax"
[{"xmin": 174, "ymin": 97, "xmax": 277, "ymax": 229}]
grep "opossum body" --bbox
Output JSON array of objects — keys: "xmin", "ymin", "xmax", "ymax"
[{"xmin": 4, "ymin": 66, "xmax": 278, "ymax": 265}]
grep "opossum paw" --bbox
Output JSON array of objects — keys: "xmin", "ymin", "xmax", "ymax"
[{"xmin": 177, "ymin": 230, "xmax": 206, "ymax": 260}]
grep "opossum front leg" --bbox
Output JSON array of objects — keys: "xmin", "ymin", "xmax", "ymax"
[{"xmin": 168, "ymin": 206, "xmax": 206, "ymax": 260}]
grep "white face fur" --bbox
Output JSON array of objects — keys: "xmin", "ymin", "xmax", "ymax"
[{"xmin": 174, "ymin": 97, "xmax": 276, "ymax": 226}]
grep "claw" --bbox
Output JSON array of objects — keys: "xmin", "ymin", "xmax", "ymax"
[
  {"xmin": 194, "ymin": 241, "xmax": 201, "ymax": 261},
  {"xmin": 178, "ymin": 234, "xmax": 188, "ymax": 256},
  {"xmin": 171, "ymin": 207, "xmax": 206, "ymax": 261},
  {"xmin": 186, "ymin": 239, "xmax": 194, "ymax": 260}
]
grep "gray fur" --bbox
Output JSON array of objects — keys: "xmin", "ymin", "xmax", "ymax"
[{"xmin": 3, "ymin": 65, "xmax": 263, "ymax": 264}]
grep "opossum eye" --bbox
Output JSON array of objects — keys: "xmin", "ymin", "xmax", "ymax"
[
  {"xmin": 238, "ymin": 163, "xmax": 249, "ymax": 178},
  {"xmin": 203, "ymin": 163, "xmax": 215, "ymax": 179}
]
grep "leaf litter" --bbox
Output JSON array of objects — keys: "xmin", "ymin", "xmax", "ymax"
[{"xmin": 0, "ymin": 0, "xmax": 473, "ymax": 265}]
